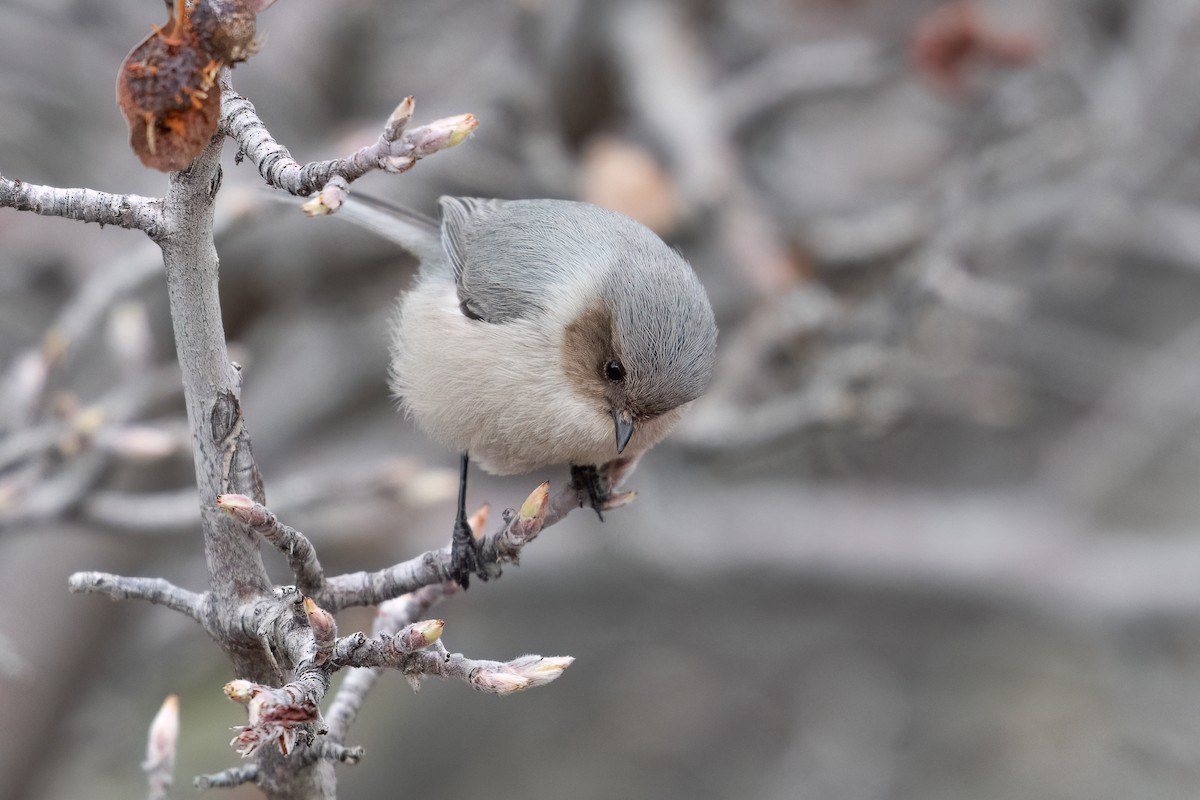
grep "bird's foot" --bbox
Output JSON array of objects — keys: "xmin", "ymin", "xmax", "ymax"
[
  {"xmin": 450, "ymin": 514, "xmax": 486, "ymax": 589},
  {"xmin": 569, "ymin": 464, "xmax": 637, "ymax": 520}
]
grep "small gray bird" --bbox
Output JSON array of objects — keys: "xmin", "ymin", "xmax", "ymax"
[{"xmin": 333, "ymin": 195, "xmax": 717, "ymax": 587}]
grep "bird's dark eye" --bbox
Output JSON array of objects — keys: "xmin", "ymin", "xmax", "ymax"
[{"xmin": 604, "ymin": 360, "xmax": 626, "ymax": 382}]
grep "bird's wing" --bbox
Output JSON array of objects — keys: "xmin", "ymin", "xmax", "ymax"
[{"xmin": 438, "ymin": 196, "xmax": 573, "ymax": 324}]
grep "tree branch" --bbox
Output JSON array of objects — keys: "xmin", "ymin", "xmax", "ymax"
[
  {"xmin": 7, "ymin": 11, "xmax": 581, "ymax": 793},
  {"xmin": 0, "ymin": 174, "xmax": 163, "ymax": 235},
  {"xmin": 156, "ymin": 120, "xmax": 332, "ymax": 797},
  {"xmin": 296, "ymin": 742, "xmax": 364, "ymax": 767},
  {"xmin": 320, "ymin": 478, "xmax": 607, "ymax": 611},
  {"xmin": 223, "ymin": 611, "xmax": 570, "ymax": 762},
  {"xmin": 158, "ymin": 134, "xmax": 277, "ymax": 616},
  {"xmin": 67, "ymin": 573, "xmax": 205, "ymax": 623},
  {"xmin": 194, "ymin": 764, "xmax": 259, "ymax": 790},
  {"xmin": 323, "ymin": 583, "xmax": 453, "ymax": 744},
  {"xmin": 219, "ymin": 77, "xmax": 477, "ymax": 204}
]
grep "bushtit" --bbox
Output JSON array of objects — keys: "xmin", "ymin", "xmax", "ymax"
[{"xmin": 332, "ymin": 195, "xmax": 717, "ymax": 586}]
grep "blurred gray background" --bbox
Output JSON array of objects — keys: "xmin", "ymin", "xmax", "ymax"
[{"xmin": 4, "ymin": 0, "xmax": 1200, "ymax": 797}]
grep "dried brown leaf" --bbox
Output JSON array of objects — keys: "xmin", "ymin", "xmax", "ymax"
[{"xmin": 116, "ymin": 0, "xmax": 264, "ymax": 172}]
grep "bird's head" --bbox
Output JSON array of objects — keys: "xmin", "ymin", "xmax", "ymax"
[{"xmin": 560, "ymin": 236, "xmax": 717, "ymax": 456}]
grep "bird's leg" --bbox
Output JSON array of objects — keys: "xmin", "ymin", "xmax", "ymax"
[
  {"xmin": 451, "ymin": 451, "xmax": 484, "ymax": 588},
  {"xmin": 569, "ymin": 464, "xmax": 610, "ymax": 521}
]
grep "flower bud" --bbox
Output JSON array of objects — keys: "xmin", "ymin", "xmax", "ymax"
[
  {"xmin": 303, "ymin": 597, "xmax": 337, "ymax": 662},
  {"xmin": 508, "ymin": 655, "xmax": 574, "ymax": 688},
  {"xmin": 397, "ymin": 619, "xmax": 444, "ymax": 651},
  {"xmin": 470, "ymin": 655, "xmax": 574, "ymax": 695},
  {"xmin": 470, "ymin": 668, "xmax": 531, "ymax": 695},
  {"xmin": 215, "ymin": 493, "xmax": 270, "ymax": 527},
  {"xmin": 410, "ymin": 114, "xmax": 478, "ymax": 157},
  {"xmin": 384, "ymin": 96, "xmax": 416, "ymax": 140},
  {"xmin": 381, "ymin": 155, "xmax": 416, "ymax": 174},
  {"xmin": 301, "ymin": 180, "xmax": 348, "ymax": 217},
  {"xmin": 143, "ymin": 694, "xmax": 180, "ymax": 772},
  {"xmin": 602, "ymin": 490, "xmax": 637, "ymax": 512},
  {"xmin": 510, "ymin": 481, "xmax": 550, "ymax": 540},
  {"xmin": 223, "ymin": 679, "xmax": 258, "ymax": 704}
]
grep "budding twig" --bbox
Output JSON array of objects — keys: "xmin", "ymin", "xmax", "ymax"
[
  {"xmin": 218, "ymin": 77, "xmax": 477, "ymax": 205},
  {"xmin": 323, "ymin": 583, "xmax": 453, "ymax": 743},
  {"xmin": 216, "ymin": 493, "xmax": 325, "ymax": 596},
  {"xmin": 331, "ymin": 619, "xmax": 445, "ymax": 669},
  {"xmin": 400, "ymin": 650, "xmax": 574, "ymax": 696},
  {"xmin": 321, "ymin": 478, "xmax": 595, "ymax": 610}
]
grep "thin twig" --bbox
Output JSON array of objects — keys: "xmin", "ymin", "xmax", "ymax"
[
  {"xmin": 217, "ymin": 494, "xmax": 325, "ymax": 596},
  {"xmin": 0, "ymin": 174, "xmax": 163, "ymax": 234},
  {"xmin": 296, "ymin": 742, "xmax": 365, "ymax": 767},
  {"xmin": 219, "ymin": 76, "xmax": 477, "ymax": 201},
  {"xmin": 320, "ymin": 479, "xmax": 589, "ymax": 611},
  {"xmin": 323, "ymin": 583, "xmax": 453, "ymax": 743},
  {"xmin": 194, "ymin": 764, "xmax": 259, "ymax": 790},
  {"xmin": 67, "ymin": 573, "xmax": 206, "ymax": 623},
  {"xmin": 392, "ymin": 648, "xmax": 574, "ymax": 696}
]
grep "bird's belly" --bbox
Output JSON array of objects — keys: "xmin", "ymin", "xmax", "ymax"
[{"xmin": 391, "ymin": 285, "xmax": 615, "ymax": 474}]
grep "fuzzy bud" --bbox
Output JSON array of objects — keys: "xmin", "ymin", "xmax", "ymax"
[
  {"xmin": 215, "ymin": 493, "xmax": 271, "ymax": 528},
  {"xmin": 384, "ymin": 96, "xmax": 416, "ymax": 140},
  {"xmin": 410, "ymin": 114, "xmax": 478, "ymax": 157},
  {"xmin": 303, "ymin": 597, "xmax": 337, "ymax": 662},
  {"xmin": 396, "ymin": 619, "xmax": 444, "ymax": 651},
  {"xmin": 509, "ymin": 481, "xmax": 550, "ymax": 541},
  {"xmin": 508, "ymin": 655, "xmax": 574, "ymax": 689},
  {"xmin": 601, "ymin": 490, "xmax": 637, "ymax": 512},
  {"xmin": 143, "ymin": 694, "xmax": 180, "ymax": 773},
  {"xmin": 301, "ymin": 178, "xmax": 349, "ymax": 217},
  {"xmin": 470, "ymin": 668, "xmax": 531, "ymax": 695},
  {"xmin": 381, "ymin": 155, "xmax": 416, "ymax": 174},
  {"xmin": 223, "ymin": 679, "xmax": 258, "ymax": 704},
  {"xmin": 471, "ymin": 655, "xmax": 574, "ymax": 695}
]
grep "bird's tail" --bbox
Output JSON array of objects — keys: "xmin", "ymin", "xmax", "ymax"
[{"xmin": 326, "ymin": 193, "xmax": 442, "ymax": 264}]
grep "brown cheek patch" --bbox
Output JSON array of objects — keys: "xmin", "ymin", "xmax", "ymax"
[{"xmin": 561, "ymin": 303, "xmax": 619, "ymax": 404}]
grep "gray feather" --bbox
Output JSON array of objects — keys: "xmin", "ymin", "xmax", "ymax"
[
  {"xmin": 330, "ymin": 194, "xmax": 442, "ymax": 266},
  {"xmin": 437, "ymin": 196, "xmax": 575, "ymax": 323}
]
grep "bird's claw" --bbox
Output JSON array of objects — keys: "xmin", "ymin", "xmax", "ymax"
[
  {"xmin": 570, "ymin": 464, "xmax": 614, "ymax": 521},
  {"xmin": 450, "ymin": 516, "xmax": 485, "ymax": 589}
]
